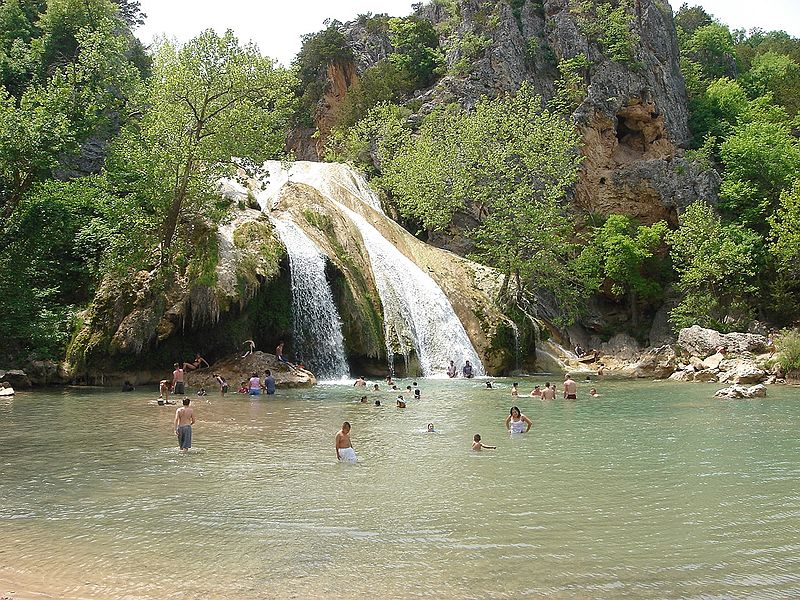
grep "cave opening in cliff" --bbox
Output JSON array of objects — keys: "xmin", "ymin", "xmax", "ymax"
[{"xmin": 615, "ymin": 115, "xmax": 646, "ymax": 153}]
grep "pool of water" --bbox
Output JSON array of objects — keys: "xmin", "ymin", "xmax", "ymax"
[{"xmin": 1, "ymin": 379, "xmax": 799, "ymax": 599}]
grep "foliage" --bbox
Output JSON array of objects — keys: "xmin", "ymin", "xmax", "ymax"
[
  {"xmin": 571, "ymin": 0, "xmax": 639, "ymax": 62},
  {"xmin": 774, "ymin": 329, "xmax": 800, "ymax": 372},
  {"xmin": 681, "ymin": 23, "xmax": 736, "ymax": 81},
  {"xmin": 388, "ymin": 16, "xmax": 444, "ymax": 89},
  {"xmin": 378, "ymin": 83, "xmax": 586, "ymax": 319},
  {"xmin": 668, "ymin": 200, "xmax": 762, "ymax": 331},
  {"xmin": 0, "ymin": 176, "xmax": 121, "ymax": 358},
  {"xmin": 550, "ymin": 53, "xmax": 590, "ymax": 114},
  {"xmin": 577, "ymin": 215, "xmax": 668, "ymax": 323},
  {"xmin": 325, "ymin": 102, "xmax": 412, "ymax": 175},
  {"xmin": 674, "ymin": 3, "xmax": 712, "ymax": 38},
  {"xmin": 333, "ymin": 61, "xmax": 413, "ymax": 131},
  {"xmin": 109, "ymin": 29, "xmax": 297, "ymax": 268},
  {"xmin": 741, "ymin": 51, "xmax": 800, "ymax": 116},
  {"xmin": 718, "ymin": 117, "xmax": 800, "ymax": 231}
]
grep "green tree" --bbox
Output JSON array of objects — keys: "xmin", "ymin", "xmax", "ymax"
[
  {"xmin": 767, "ymin": 179, "xmax": 800, "ymax": 321},
  {"xmin": 380, "ymin": 84, "xmax": 586, "ymax": 318},
  {"xmin": 668, "ymin": 200, "xmax": 762, "ymax": 331},
  {"xmin": 110, "ymin": 29, "xmax": 297, "ymax": 263},
  {"xmin": 578, "ymin": 215, "xmax": 668, "ymax": 327},
  {"xmin": 742, "ymin": 50, "xmax": 800, "ymax": 115},
  {"xmin": 682, "ymin": 23, "xmax": 737, "ymax": 80},
  {"xmin": 718, "ymin": 117, "xmax": 800, "ymax": 230},
  {"xmin": 388, "ymin": 16, "xmax": 444, "ymax": 89}
]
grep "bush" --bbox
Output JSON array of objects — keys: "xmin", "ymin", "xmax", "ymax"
[{"xmin": 775, "ymin": 329, "xmax": 800, "ymax": 372}]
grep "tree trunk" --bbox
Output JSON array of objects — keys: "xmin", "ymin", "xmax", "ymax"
[
  {"xmin": 629, "ymin": 288, "xmax": 639, "ymax": 329},
  {"xmin": 162, "ymin": 154, "xmax": 194, "ymax": 257}
]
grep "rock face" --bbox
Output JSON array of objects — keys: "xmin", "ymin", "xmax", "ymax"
[
  {"xmin": 296, "ymin": 0, "xmax": 716, "ymax": 234},
  {"xmin": 620, "ymin": 344, "xmax": 676, "ymax": 378},
  {"xmin": 677, "ymin": 326, "xmax": 769, "ymax": 357},
  {"xmin": 714, "ymin": 384, "xmax": 767, "ymax": 399},
  {"xmin": 190, "ymin": 351, "xmax": 315, "ymax": 390}
]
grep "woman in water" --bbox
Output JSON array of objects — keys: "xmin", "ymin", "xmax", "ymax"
[{"xmin": 505, "ymin": 406, "xmax": 532, "ymax": 434}]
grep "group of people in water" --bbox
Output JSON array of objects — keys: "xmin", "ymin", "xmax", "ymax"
[{"xmin": 336, "ymin": 372, "xmax": 599, "ymax": 462}]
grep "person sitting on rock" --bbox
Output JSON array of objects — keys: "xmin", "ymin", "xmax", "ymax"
[{"xmin": 184, "ymin": 353, "xmax": 209, "ymax": 371}]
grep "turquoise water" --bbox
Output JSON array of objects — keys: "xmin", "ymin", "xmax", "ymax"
[{"xmin": 1, "ymin": 379, "xmax": 799, "ymax": 599}]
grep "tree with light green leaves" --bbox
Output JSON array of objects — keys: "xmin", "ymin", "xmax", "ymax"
[
  {"xmin": 577, "ymin": 215, "xmax": 668, "ymax": 327},
  {"xmin": 379, "ymin": 83, "xmax": 586, "ymax": 319},
  {"xmin": 767, "ymin": 180, "xmax": 800, "ymax": 321},
  {"xmin": 109, "ymin": 29, "xmax": 297, "ymax": 264},
  {"xmin": 668, "ymin": 200, "xmax": 762, "ymax": 331}
]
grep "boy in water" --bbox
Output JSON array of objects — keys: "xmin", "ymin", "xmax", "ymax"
[
  {"xmin": 472, "ymin": 434, "xmax": 496, "ymax": 451},
  {"xmin": 174, "ymin": 398, "xmax": 195, "ymax": 453},
  {"xmin": 335, "ymin": 422, "xmax": 357, "ymax": 463},
  {"xmin": 541, "ymin": 382, "xmax": 556, "ymax": 400}
]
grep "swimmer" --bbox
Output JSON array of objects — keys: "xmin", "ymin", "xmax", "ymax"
[
  {"xmin": 541, "ymin": 382, "xmax": 556, "ymax": 400},
  {"xmin": 196, "ymin": 387, "xmax": 207, "ymax": 397},
  {"xmin": 360, "ymin": 395, "xmax": 369, "ymax": 403},
  {"xmin": 472, "ymin": 433, "xmax": 496, "ymax": 451},
  {"xmin": 335, "ymin": 421, "xmax": 357, "ymax": 463},
  {"xmin": 486, "ymin": 381, "xmax": 494, "ymax": 389},
  {"xmin": 530, "ymin": 385, "xmax": 542, "ymax": 397},
  {"xmin": 372, "ymin": 383, "xmax": 380, "ymax": 391},
  {"xmin": 414, "ymin": 388, "xmax": 421, "ymax": 400},
  {"xmin": 505, "ymin": 406, "xmax": 532, "ymax": 433},
  {"xmin": 374, "ymin": 400, "xmax": 381, "ymax": 406},
  {"xmin": 213, "ymin": 373, "xmax": 228, "ymax": 397},
  {"xmin": 426, "ymin": 423, "xmax": 435, "ymax": 433},
  {"xmin": 511, "ymin": 382, "xmax": 519, "ymax": 397},
  {"xmin": 590, "ymin": 388, "xmax": 600, "ymax": 397},
  {"xmin": 353, "ymin": 376, "xmax": 366, "ymax": 388},
  {"xmin": 405, "ymin": 385, "xmax": 413, "ymax": 394},
  {"xmin": 563, "ymin": 373, "xmax": 577, "ymax": 400},
  {"xmin": 396, "ymin": 396, "xmax": 406, "ymax": 408}
]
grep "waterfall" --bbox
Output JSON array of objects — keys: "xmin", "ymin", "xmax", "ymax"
[
  {"xmin": 261, "ymin": 161, "xmax": 484, "ymax": 377},
  {"xmin": 270, "ymin": 218, "xmax": 349, "ymax": 380}
]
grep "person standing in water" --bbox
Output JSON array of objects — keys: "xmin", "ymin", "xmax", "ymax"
[
  {"xmin": 172, "ymin": 363, "xmax": 185, "ymax": 396},
  {"xmin": 530, "ymin": 385, "xmax": 542, "ymax": 397},
  {"xmin": 563, "ymin": 374, "xmax": 577, "ymax": 400},
  {"xmin": 472, "ymin": 434, "xmax": 496, "ymax": 451},
  {"xmin": 248, "ymin": 372, "xmax": 261, "ymax": 396},
  {"xmin": 263, "ymin": 370, "xmax": 276, "ymax": 395},
  {"xmin": 353, "ymin": 376, "xmax": 366, "ymax": 388},
  {"xmin": 505, "ymin": 406, "xmax": 532, "ymax": 433},
  {"xmin": 213, "ymin": 374, "xmax": 228, "ymax": 397},
  {"xmin": 541, "ymin": 382, "xmax": 556, "ymax": 400},
  {"xmin": 174, "ymin": 398, "xmax": 195, "ymax": 452},
  {"xmin": 511, "ymin": 382, "xmax": 519, "ymax": 397},
  {"xmin": 335, "ymin": 422, "xmax": 357, "ymax": 463}
]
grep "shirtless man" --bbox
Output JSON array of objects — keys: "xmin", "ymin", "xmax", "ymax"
[
  {"xmin": 530, "ymin": 385, "xmax": 542, "ymax": 397},
  {"xmin": 353, "ymin": 376, "xmax": 366, "ymax": 388},
  {"xmin": 172, "ymin": 363, "xmax": 185, "ymax": 396},
  {"xmin": 541, "ymin": 382, "xmax": 556, "ymax": 400},
  {"xmin": 335, "ymin": 422, "xmax": 357, "ymax": 463},
  {"xmin": 447, "ymin": 361, "xmax": 457, "ymax": 378},
  {"xmin": 563, "ymin": 374, "xmax": 577, "ymax": 400},
  {"xmin": 159, "ymin": 379, "xmax": 170, "ymax": 403},
  {"xmin": 174, "ymin": 398, "xmax": 195, "ymax": 452}
]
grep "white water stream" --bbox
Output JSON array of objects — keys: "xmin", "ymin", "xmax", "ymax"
[
  {"xmin": 270, "ymin": 218, "xmax": 349, "ymax": 380},
  {"xmin": 261, "ymin": 161, "xmax": 484, "ymax": 377}
]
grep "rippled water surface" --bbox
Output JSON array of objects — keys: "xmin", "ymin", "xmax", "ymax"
[{"xmin": 1, "ymin": 379, "xmax": 799, "ymax": 599}]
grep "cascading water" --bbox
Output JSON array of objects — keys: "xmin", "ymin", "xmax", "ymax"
[
  {"xmin": 270, "ymin": 218, "xmax": 349, "ymax": 380},
  {"xmin": 261, "ymin": 161, "xmax": 484, "ymax": 377}
]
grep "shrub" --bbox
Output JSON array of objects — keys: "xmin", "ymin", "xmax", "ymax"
[{"xmin": 775, "ymin": 329, "xmax": 800, "ymax": 372}]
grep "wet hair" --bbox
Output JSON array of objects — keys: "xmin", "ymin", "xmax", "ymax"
[
  {"xmin": 265, "ymin": 369, "xmax": 271, "ymax": 376},
  {"xmin": 413, "ymin": 382, "xmax": 418, "ymax": 386},
  {"xmin": 513, "ymin": 382, "xmax": 518, "ymax": 386},
  {"xmin": 374, "ymin": 400, "xmax": 381, "ymax": 406},
  {"xmin": 427, "ymin": 423, "xmax": 434, "ymax": 429},
  {"xmin": 474, "ymin": 433, "xmax": 481, "ymax": 442},
  {"xmin": 360, "ymin": 396, "xmax": 368, "ymax": 402},
  {"xmin": 534, "ymin": 385, "xmax": 540, "ymax": 389},
  {"xmin": 406, "ymin": 385, "xmax": 412, "ymax": 391},
  {"xmin": 545, "ymin": 382, "xmax": 551, "ymax": 387},
  {"xmin": 510, "ymin": 406, "xmax": 521, "ymax": 417},
  {"xmin": 373, "ymin": 384, "xmax": 379, "ymax": 390},
  {"xmin": 182, "ymin": 398, "xmax": 190, "ymax": 406},
  {"xmin": 414, "ymin": 389, "xmax": 420, "ymax": 396},
  {"xmin": 342, "ymin": 421, "xmax": 350, "ymax": 429}
]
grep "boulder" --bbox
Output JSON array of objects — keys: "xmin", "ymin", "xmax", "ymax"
[
  {"xmin": 714, "ymin": 384, "xmax": 767, "ymax": 399},
  {"xmin": 621, "ymin": 345, "xmax": 676, "ymax": 379},
  {"xmin": 702, "ymin": 353, "xmax": 724, "ymax": 370},
  {"xmin": 678, "ymin": 325, "xmax": 768, "ymax": 357},
  {"xmin": 669, "ymin": 370, "xmax": 694, "ymax": 382},
  {"xmin": 689, "ymin": 356, "xmax": 705, "ymax": 371},
  {"xmin": 600, "ymin": 333, "xmax": 641, "ymax": 362},
  {"xmin": 0, "ymin": 369, "xmax": 32, "ymax": 389},
  {"xmin": 189, "ymin": 351, "xmax": 316, "ymax": 391},
  {"xmin": 693, "ymin": 369, "xmax": 718, "ymax": 383}
]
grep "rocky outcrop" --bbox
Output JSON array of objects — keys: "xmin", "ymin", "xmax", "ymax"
[
  {"xmin": 620, "ymin": 344, "xmax": 676, "ymax": 378},
  {"xmin": 714, "ymin": 384, "xmax": 767, "ymax": 399},
  {"xmin": 677, "ymin": 325, "xmax": 769, "ymax": 357},
  {"xmin": 0, "ymin": 369, "xmax": 31, "ymax": 389},
  {"xmin": 190, "ymin": 351, "xmax": 316, "ymax": 390}
]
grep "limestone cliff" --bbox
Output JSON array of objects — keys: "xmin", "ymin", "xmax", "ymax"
[{"xmin": 295, "ymin": 0, "xmax": 718, "ymax": 230}]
